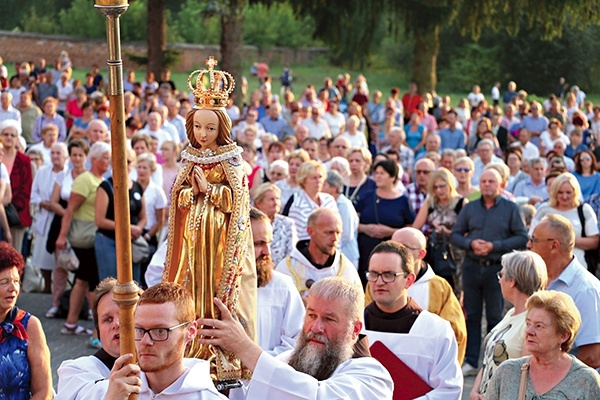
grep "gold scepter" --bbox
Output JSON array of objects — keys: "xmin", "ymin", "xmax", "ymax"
[{"xmin": 94, "ymin": 3, "xmax": 140, "ymax": 398}]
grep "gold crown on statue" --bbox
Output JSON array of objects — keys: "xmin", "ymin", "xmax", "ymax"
[{"xmin": 188, "ymin": 56, "xmax": 235, "ymax": 110}]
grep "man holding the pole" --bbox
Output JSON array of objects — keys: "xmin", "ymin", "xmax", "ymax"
[{"xmin": 105, "ymin": 282, "xmax": 226, "ymax": 399}]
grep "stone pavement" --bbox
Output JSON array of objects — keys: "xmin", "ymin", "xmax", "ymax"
[{"xmin": 17, "ymin": 290, "xmax": 476, "ymax": 398}]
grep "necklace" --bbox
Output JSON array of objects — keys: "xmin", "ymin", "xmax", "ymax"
[{"xmin": 181, "ymin": 143, "xmax": 242, "ymax": 165}]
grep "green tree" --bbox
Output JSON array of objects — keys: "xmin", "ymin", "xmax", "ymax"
[{"xmin": 290, "ymin": 0, "xmax": 600, "ymax": 92}]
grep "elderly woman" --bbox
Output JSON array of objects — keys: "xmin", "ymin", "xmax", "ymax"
[
  {"xmin": 254, "ymin": 183, "xmax": 297, "ymax": 266},
  {"xmin": 484, "ymin": 291, "xmax": 600, "ymax": 399},
  {"xmin": 469, "ymin": 251, "xmax": 548, "ymax": 399},
  {"xmin": 275, "ymin": 149, "xmax": 310, "ymax": 209},
  {"xmin": 30, "ymin": 142, "xmax": 68, "ymax": 292},
  {"xmin": 56, "ymin": 142, "xmax": 111, "ymax": 336},
  {"xmin": 530, "ymin": 173, "xmax": 599, "ymax": 273},
  {"xmin": 454, "ymin": 156, "xmax": 481, "ymax": 201},
  {"xmin": 0, "ymin": 242, "xmax": 52, "ymax": 399},
  {"xmin": 267, "ymin": 159, "xmax": 288, "ymax": 184},
  {"xmin": 343, "ymin": 146, "xmax": 377, "ymax": 208},
  {"xmin": 0, "ymin": 119, "xmax": 32, "ymax": 252},
  {"xmin": 412, "ymin": 167, "xmax": 467, "ymax": 287},
  {"xmin": 32, "ymin": 97, "xmax": 67, "ymax": 142},
  {"xmin": 284, "ymin": 160, "xmax": 339, "ymax": 241}
]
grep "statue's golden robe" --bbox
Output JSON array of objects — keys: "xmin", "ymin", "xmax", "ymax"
[{"xmin": 163, "ymin": 143, "xmax": 257, "ymax": 381}]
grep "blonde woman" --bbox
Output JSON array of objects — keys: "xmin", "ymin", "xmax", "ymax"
[
  {"xmin": 343, "ymin": 147, "xmax": 376, "ymax": 208},
  {"xmin": 413, "ymin": 167, "xmax": 467, "ymax": 287},
  {"xmin": 529, "ymin": 172, "xmax": 599, "ymax": 271},
  {"xmin": 284, "ymin": 160, "xmax": 338, "ymax": 241},
  {"xmin": 275, "ymin": 149, "xmax": 310, "ymax": 207},
  {"xmin": 454, "ymin": 156, "xmax": 481, "ymax": 201}
]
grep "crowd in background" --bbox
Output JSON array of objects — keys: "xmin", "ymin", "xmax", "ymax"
[{"xmin": 1, "ymin": 52, "xmax": 600, "ymax": 398}]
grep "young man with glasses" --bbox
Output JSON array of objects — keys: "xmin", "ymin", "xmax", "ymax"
[
  {"xmin": 364, "ymin": 227, "xmax": 467, "ymax": 364},
  {"xmin": 363, "ymin": 240, "xmax": 462, "ymax": 398},
  {"xmin": 107, "ymin": 282, "xmax": 226, "ymax": 399}
]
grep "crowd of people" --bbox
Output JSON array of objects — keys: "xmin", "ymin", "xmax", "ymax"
[{"xmin": 0, "ymin": 53, "xmax": 600, "ymax": 398}]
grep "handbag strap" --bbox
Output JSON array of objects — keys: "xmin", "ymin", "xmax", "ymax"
[
  {"xmin": 518, "ymin": 357, "xmax": 531, "ymax": 400},
  {"xmin": 577, "ymin": 204, "xmax": 587, "ymax": 238}
]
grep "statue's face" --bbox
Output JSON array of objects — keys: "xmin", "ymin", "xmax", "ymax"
[{"xmin": 193, "ymin": 109, "xmax": 219, "ymax": 151}]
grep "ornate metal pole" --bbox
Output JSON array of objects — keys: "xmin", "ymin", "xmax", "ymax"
[{"xmin": 94, "ymin": 1, "xmax": 139, "ymax": 390}]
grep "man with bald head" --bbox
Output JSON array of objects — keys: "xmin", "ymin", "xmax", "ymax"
[
  {"xmin": 365, "ymin": 227, "xmax": 467, "ymax": 363},
  {"xmin": 329, "ymin": 135, "xmax": 351, "ymax": 159},
  {"xmin": 405, "ymin": 158, "xmax": 435, "ymax": 214},
  {"xmin": 450, "ymin": 168, "xmax": 528, "ymax": 375},
  {"xmin": 276, "ymin": 207, "xmax": 361, "ymax": 302}
]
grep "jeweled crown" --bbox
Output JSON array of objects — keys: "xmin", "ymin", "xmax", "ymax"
[{"xmin": 187, "ymin": 56, "xmax": 235, "ymax": 110}]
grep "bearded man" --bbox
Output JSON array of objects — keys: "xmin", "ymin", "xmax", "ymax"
[{"xmin": 197, "ymin": 276, "xmax": 393, "ymax": 399}]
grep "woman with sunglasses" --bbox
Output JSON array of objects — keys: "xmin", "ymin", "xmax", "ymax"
[
  {"xmin": 573, "ymin": 150, "xmax": 600, "ymax": 202},
  {"xmin": 453, "ymin": 156, "xmax": 480, "ymax": 201}
]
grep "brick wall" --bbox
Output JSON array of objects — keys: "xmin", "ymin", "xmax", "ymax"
[{"xmin": 0, "ymin": 30, "xmax": 328, "ymax": 72}]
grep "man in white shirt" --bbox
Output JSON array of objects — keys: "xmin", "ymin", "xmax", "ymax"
[
  {"xmin": 250, "ymin": 207, "xmax": 304, "ymax": 354},
  {"xmin": 364, "ymin": 240, "xmax": 463, "ymax": 399},
  {"xmin": 105, "ymin": 282, "xmax": 226, "ymax": 399},
  {"xmin": 139, "ymin": 112, "xmax": 175, "ymax": 147},
  {"xmin": 0, "ymin": 91, "xmax": 21, "ymax": 123},
  {"xmin": 467, "ymin": 85, "xmax": 485, "ymax": 108},
  {"xmin": 510, "ymin": 127, "xmax": 540, "ymax": 161},
  {"xmin": 301, "ymin": 106, "xmax": 331, "ymax": 139},
  {"xmin": 165, "ymin": 99, "xmax": 187, "ymax": 143},
  {"xmin": 197, "ymin": 276, "xmax": 394, "ymax": 400}
]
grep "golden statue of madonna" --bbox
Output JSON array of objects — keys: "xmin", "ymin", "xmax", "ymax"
[{"xmin": 163, "ymin": 57, "xmax": 256, "ymax": 382}]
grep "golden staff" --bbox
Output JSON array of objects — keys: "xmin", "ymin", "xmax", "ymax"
[{"xmin": 94, "ymin": 2, "xmax": 139, "ymax": 397}]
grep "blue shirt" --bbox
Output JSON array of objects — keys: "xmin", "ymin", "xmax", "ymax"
[
  {"xmin": 259, "ymin": 115, "xmax": 288, "ymax": 137},
  {"xmin": 574, "ymin": 172, "xmax": 600, "ymax": 202},
  {"xmin": 450, "ymin": 196, "xmax": 528, "ymax": 262},
  {"xmin": 549, "ymin": 257, "xmax": 600, "ymax": 352},
  {"xmin": 32, "ymin": 113, "xmax": 67, "ymax": 142},
  {"xmin": 439, "ymin": 128, "xmax": 465, "ymax": 150},
  {"xmin": 512, "ymin": 177, "xmax": 548, "ymax": 199}
]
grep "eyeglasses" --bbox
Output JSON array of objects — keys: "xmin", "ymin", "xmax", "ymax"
[
  {"xmin": 334, "ymin": 145, "xmax": 348, "ymax": 149},
  {"xmin": 496, "ymin": 271, "xmax": 504, "ymax": 280},
  {"xmin": 455, "ymin": 167, "xmax": 471, "ymax": 173},
  {"xmin": 527, "ymin": 235, "xmax": 555, "ymax": 244},
  {"xmin": 415, "ymin": 170, "xmax": 432, "ymax": 175},
  {"xmin": 581, "ymin": 157, "xmax": 592, "ymax": 162},
  {"xmin": 366, "ymin": 271, "xmax": 406, "ymax": 283},
  {"xmin": 134, "ymin": 321, "xmax": 190, "ymax": 342}
]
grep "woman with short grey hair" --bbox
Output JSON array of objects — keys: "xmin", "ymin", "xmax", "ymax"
[{"xmin": 469, "ymin": 250, "xmax": 548, "ymax": 398}]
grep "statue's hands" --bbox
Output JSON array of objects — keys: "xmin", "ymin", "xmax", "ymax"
[{"xmin": 192, "ymin": 166, "xmax": 208, "ymax": 196}]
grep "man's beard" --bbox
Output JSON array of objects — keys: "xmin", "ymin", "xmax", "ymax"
[
  {"xmin": 139, "ymin": 334, "xmax": 185, "ymax": 374},
  {"xmin": 256, "ymin": 254, "xmax": 273, "ymax": 288},
  {"xmin": 287, "ymin": 328, "xmax": 354, "ymax": 380}
]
